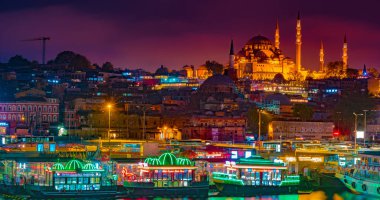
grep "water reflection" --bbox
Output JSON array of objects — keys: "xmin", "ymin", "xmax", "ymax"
[
  {"xmin": 207, "ymin": 191, "xmax": 379, "ymax": 200},
  {"xmin": 119, "ymin": 191, "xmax": 379, "ymax": 200}
]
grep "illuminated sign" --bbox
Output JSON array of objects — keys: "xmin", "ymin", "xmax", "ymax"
[
  {"xmin": 0, "ymin": 122, "xmax": 9, "ymax": 126},
  {"xmin": 245, "ymin": 151, "xmax": 252, "ymax": 158},
  {"xmin": 285, "ymin": 157, "xmax": 296, "ymax": 162},
  {"xmin": 231, "ymin": 151, "xmax": 238, "ymax": 159},
  {"xmin": 298, "ymin": 156, "xmax": 323, "ymax": 162},
  {"xmin": 356, "ymin": 131, "xmax": 364, "ymax": 139}
]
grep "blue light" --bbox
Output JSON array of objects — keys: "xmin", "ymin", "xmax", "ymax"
[{"xmin": 0, "ymin": 122, "xmax": 9, "ymax": 126}]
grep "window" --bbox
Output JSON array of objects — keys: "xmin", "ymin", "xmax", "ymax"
[{"xmin": 28, "ymin": 106, "xmax": 32, "ymax": 111}]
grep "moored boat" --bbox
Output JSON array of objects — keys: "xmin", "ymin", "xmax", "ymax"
[
  {"xmin": 120, "ymin": 152, "xmax": 209, "ymax": 198},
  {"xmin": 212, "ymin": 155, "xmax": 301, "ymax": 196},
  {"xmin": 336, "ymin": 150, "xmax": 380, "ymax": 197}
]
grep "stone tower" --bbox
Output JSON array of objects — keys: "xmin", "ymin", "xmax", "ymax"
[
  {"xmin": 229, "ymin": 39, "xmax": 234, "ymax": 68},
  {"xmin": 296, "ymin": 11, "xmax": 302, "ymax": 71},
  {"xmin": 275, "ymin": 19, "xmax": 280, "ymax": 49},
  {"xmin": 320, "ymin": 41, "xmax": 324, "ymax": 72},
  {"xmin": 342, "ymin": 34, "xmax": 348, "ymax": 73}
]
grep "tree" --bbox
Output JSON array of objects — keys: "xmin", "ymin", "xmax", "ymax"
[
  {"xmin": 205, "ymin": 60, "xmax": 224, "ymax": 75},
  {"xmin": 346, "ymin": 68, "xmax": 358, "ymax": 79},
  {"xmin": 69, "ymin": 54, "xmax": 91, "ymax": 69},
  {"xmin": 367, "ymin": 67, "xmax": 379, "ymax": 78},
  {"xmin": 54, "ymin": 51, "xmax": 77, "ymax": 65},
  {"xmin": 326, "ymin": 61, "xmax": 345, "ymax": 78},
  {"xmin": 8, "ymin": 55, "xmax": 31, "ymax": 66},
  {"xmin": 334, "ymin": 93, "xmax": 375, "ymax": 136},
  {"xmin": 102, "ymin": 62, "xmax": 114, "ymax": 72},
  {"xmin": 53, "ymin": 51, "xmax": 91, "ymax": 70},
  {"xmin": 246, "ymin": 106, "xmax": 272, "ymax": 140},
  {"xmin": 293, "ymin": 104, "xmax": 314, "ymax": 121}
]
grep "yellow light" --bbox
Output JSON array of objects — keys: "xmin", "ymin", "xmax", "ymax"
[{"xmin": 107, "ymin": 104, "xmax": 112, "ymax": 109}]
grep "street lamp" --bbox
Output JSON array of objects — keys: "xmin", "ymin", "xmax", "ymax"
[
  {"xmin": 258, "ymin": 109, "xmax": 266, "ymax": 145},
  {"xmin": 107, "ymin": 104, "xmax": 112, "ymax": 158},
  {"xmin": 353, "ymin": 112, "xmax": 363, "ymax": 153},
  {"xmin": 363, "ymin": 110, "xmax": 368, "ymax": 146}
]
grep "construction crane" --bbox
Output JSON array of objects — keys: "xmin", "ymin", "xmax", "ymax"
[{"xmin": 22, "ymin": 36, "xmax": 50, "ymax": 65}]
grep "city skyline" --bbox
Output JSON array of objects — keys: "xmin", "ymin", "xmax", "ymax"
[{"xmin": 0, "ymin": 0, "xmax": 379, "ymax": 71}]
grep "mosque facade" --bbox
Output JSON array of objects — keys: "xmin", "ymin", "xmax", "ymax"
[{"xmin": 184, "ymin": 12, "xmax": 349, "ymax": 81}]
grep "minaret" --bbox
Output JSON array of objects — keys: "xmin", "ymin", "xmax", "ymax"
[
  {"xmin": 229, "ymin": 39, "xmax": 234, "ymax": 68},
  {"xmin": 275, "ymin": 19, "xmax": 280, "ymax": 49},
  {"xmin": 295, "ymin": 11, "xmax": 302, "ymax": 71},
  {"xmin": 319, "ymin": 41, "xmax": 324, "ymax": 72},
  {"xmin": 342, "ymin": 34, "xmax": 348, "ymax": 73},
  {"xmin": 362, "ymin": 64, "xmax": 367, "ymax": 76}
]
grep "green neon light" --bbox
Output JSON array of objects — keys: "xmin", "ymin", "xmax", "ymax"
[
  {"xmin": 158, "ymin": 152, "xmax": 177, "ymax": 166},
  {"xmin": 64, "ymin": 159, "xmax": 83, "ymax": 170},
  {"xmin": 83, "ymin": 163, "xmax": 96, "ymax": 170},
  {"xmin": 151, "ymin": 158, "xmax": 161, "ymax": 166},
  {"xmin": 212, "ymin": 172, "xmax": 244, "ymax": 186},
  {"xmin": 52, "ymin": 163, "xmax": 64, "ymax": 170},
  {"xmin": 144, "ymin": 157, "xmax": 153, "ymax": 164}
]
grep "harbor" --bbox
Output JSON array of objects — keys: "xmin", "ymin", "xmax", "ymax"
[{"xmin": 0, "ymin": 136, "xmax": 375, "ymax": 199}]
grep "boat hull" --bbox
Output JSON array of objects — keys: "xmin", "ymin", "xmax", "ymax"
[
  {"xmin": 214, "ymin": 182, "xmax": 299, "ymax": 196},
  {"xmin": 336, "ymin": 173, "xmax": 380, "ymax": 198}
]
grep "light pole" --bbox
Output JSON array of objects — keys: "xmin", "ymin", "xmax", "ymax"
[
  {"xmin": 363, "ymin": 110, "xmax": 368, "ymax": 146},
  {"xmin": 107, "ymin": 104, "xmax": 112, "ymax": 158},
  {"xmin": 353, "ymin": 112, "xmax": 363, "ymax": 153},
  {"xmin": 258, "ymin": 109, "xmax": 261, "ymax": 143},
  {"xmin": 258, "ymin": 109, "xmax": 265, "ymax": 146}
]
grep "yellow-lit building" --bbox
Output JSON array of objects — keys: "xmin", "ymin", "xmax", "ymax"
[{"xmin": 230, "ymin": 13, "xmax": 348, "ymax": 81}]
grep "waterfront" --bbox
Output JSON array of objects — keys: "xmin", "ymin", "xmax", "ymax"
[{"xmin": 1, "ymin": 191, "xmax": 377, "ymax": 200}]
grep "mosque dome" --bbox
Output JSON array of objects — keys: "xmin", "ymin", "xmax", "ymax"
[
  {"xmin": 246, "ymin": 35, "xmax": 273, "ymax": 46},
  {"xmin": 155, "ymin": 65, "xmax": 169, "ymax": 76},
  {"xmin": 198, "ymin": 74, "xmax": 238, "ymax": 94}
]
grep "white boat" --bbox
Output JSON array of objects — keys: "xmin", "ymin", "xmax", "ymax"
[{"xmin": 336, "ymin": 150, "xmax": 380, "ymax": 197}]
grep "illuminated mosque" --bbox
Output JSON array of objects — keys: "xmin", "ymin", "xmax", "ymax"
[{"xmin": 184, "ymin": 12, "xmax": 349, "ymax": 81}]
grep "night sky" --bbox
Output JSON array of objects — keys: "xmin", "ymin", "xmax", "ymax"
[{"xmin": 0, "ymin": 0, "xmax": 379, "ymax": 71}]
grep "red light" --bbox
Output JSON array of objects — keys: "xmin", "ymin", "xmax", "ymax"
[{"xmin": 333, "ymin": 131, "xmax": 339, "ymax": 136}]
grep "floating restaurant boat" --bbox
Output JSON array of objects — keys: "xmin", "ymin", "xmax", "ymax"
[
  {"xmin": 336, "ymin": 150, "xmax": 380, "ymax": 197},
  {"xmin": 212, "ymin": 155, "xmax": 301, "ymax": 196},
  {"xmin": 120, "ymin": 152, "xmax": 209, "ymax": 198}
]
